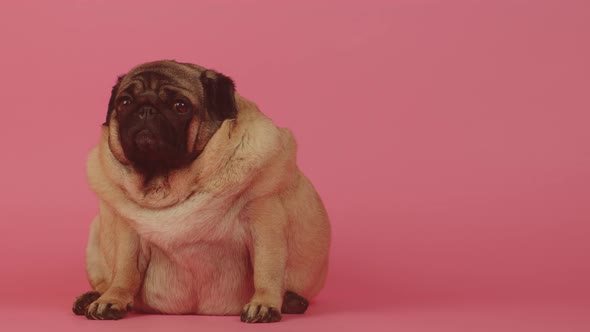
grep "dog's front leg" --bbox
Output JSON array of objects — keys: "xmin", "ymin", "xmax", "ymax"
[
  {"xmin": 241, "ymin": 196, "xmax": 288, "ymax": 323},
  {"xmin": 85, "ymin": 210, "xmax": 142, "ymax": 320}
]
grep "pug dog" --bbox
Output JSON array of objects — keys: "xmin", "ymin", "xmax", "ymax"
[{"xmin": 72, "ymin": 60, "xmax": 331, "ymax": 323}]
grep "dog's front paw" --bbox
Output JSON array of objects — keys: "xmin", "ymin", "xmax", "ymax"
[
  {"xmin": 85, "ymin": 297, "xmax": 131, "ymax": 320},
  {"xmin": 73, "ymin": 291, "xmax": 101, "ymax": 315},
  {"xmin": 241, "ymin": 302, "xmax": 282, "ymax": 323}
]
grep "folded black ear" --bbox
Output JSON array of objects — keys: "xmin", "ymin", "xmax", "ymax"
[
  {"xmin": 199, "ymin": 70, "xmax": 238, "ymax": 122},
  {"xmin": 104, "ymin": 75, "xmax": 125, "ymax": 126}
]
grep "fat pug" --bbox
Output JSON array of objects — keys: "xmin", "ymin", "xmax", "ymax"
[{"xmin": 72, "ymin": 60, "xmax": 331, "ymax": 323}]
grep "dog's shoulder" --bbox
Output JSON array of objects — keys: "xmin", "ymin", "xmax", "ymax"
[
  {"xmin": 226, "ymin": 96, "xmax": 299, "ymax": 198},
  {"xmin": 187, "ymin": 95, "xmax": 299, "ymax": 201},
  {"xmin": 234, "ymin": 95, "xmax": 296, "ymax": 164}
]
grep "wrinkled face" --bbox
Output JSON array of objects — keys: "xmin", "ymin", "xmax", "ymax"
[{"xmin": 105, "ymin": 61, "xmax": 237, "ymax": 177}]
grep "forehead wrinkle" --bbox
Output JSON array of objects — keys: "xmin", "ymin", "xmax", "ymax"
[
  {"xmin": 119, "ymin": 65, "xmax": 203, "ymax": 103},
  {"xmin": 160, "ymin": 84, "xmax": 199, "ymax": 104},
  {"xmin": 119, "ymin": 80, "xmax": 143, "ymax": 95},
  {"xmin": 123, "ymin": 72, "xmax": 179, "ymax": 88},
  {"xmin": 160, "ymin": 84, "xmax": 192, "ymax": 93}
]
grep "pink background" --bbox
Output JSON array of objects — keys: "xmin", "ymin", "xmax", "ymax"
[{"xmin": 1, "ymin": 0, "xmax": 589, "ymax": 331}]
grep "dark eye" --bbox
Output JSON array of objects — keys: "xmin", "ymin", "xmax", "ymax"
[
  {"xmin": 117, "ymin": 97, "xmax": 133, "ymax": 112},
  {"xmin": 174, "ymin": 100, "xmax": 190, "ymax": 114}
]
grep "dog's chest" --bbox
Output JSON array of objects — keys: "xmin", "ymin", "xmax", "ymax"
[{"xmin": 128, "ymin": 191, "xmax": 249, "ymax": 251}]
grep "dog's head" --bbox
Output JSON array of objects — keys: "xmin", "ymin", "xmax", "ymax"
[{"xmin": 105, "ymin": 60, "xmax": 237, "ymax": 177}]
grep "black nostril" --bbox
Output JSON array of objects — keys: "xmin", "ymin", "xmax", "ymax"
[{"xmin": 138, "ymin": 106, "xmax": 157, "ymax": 120}]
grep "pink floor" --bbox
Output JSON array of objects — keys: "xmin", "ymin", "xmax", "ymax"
[{"xmin": 2, "ymin": 297, "xmax": 589, "ymax": 331}]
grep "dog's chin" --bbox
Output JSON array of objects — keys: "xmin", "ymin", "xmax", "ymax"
[
  {"xmin": 124, "ymin": 145, "xmax": 182, "ymax": 177},
  {"xmin": 129, "ymin": 156, "xmax": 173, "ymax": 177}
]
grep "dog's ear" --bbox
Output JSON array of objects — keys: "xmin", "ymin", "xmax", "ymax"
[
  {"xmin": 104, "ymin": 75, "xmax": 125, "ymax": 126},
  {"xmin": 199, "ymin": 70, "xmax": 238, "ymax": 122}
]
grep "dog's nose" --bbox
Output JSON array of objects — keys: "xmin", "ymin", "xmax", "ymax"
[{"xmin": 138, "ymin": 106, "xmax": 157, "ymax": 120}]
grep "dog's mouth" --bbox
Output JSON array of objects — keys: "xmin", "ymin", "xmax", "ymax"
[
  {"xmin": 134, "ymin": 129, "xmax": 158, "ymax": 153},
  {"xmin": 120, "ymin": 123, "xmax": 184, "ymax": 174},
  {"xmin": 130, "ymin": 127, "xmax": 182, "ymax": 168},
  {"xmin": 131, "ymin": 128, "xmax": 174, "ymax": 164}
]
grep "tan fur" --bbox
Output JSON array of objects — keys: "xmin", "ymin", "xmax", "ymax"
[{"xmin": 83, "ymin": 86, "xmax": 331, "ymax": 319}]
